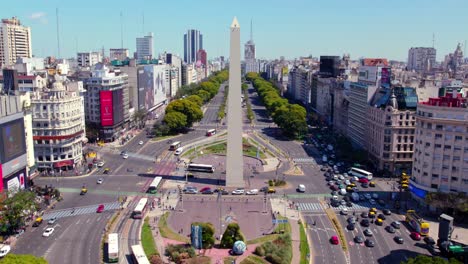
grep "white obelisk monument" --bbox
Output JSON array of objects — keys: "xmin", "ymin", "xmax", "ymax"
[{"xmin": 226, "ymin": 17, "xmax": 244, "ymax": 187}]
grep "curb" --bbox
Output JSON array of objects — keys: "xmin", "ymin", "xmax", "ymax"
[
  {"xmin": 39, "ymin": 168, "xmax": 97, "ymax": 180},
  {"xmin": 298, "ymin": 213, "xmax": 313, "ymax": 264}
]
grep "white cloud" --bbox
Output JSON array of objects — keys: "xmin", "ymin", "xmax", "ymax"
[{"xmin": 29, "ymin": 12, "xmax": 48, "ymax": 24}]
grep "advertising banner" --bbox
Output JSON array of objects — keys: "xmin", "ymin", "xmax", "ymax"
[
  {"xmin": 0, "ymin": 118, "xmax": 26, "ymax": 163},
  {"xmin": 100, "ymin": 91, "xmax": 114, "ymax": 126},
  {"xmin": 381, "ymin": 67, "xmax": 391, "ymax": 85},
  {"xmin": 112, "ymin": 89, "xmax": 125, "ymax": 125},
  {"xmin": 138, "ymin": 65, "xmax": 167, "ymax": 111}
]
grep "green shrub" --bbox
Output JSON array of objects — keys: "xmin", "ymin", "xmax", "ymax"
[
  {"xmin": 220, "ymin": 223, "xmax": 245, "ymax": 248},
  {"xmin": 254, "ymin": 245, "xmax": 265, "ymax": 256}
]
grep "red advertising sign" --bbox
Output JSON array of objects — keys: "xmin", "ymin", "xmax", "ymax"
[
  {"xmin": 100, "ymin": 91, "xmax": 114, "ymax": 126},
  {"xmin": 0, "ymin": 163, "xmax": 3, "ymax": 192}
]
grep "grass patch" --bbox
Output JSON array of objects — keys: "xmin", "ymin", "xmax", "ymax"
[
  {"xmin": 203, "ymin": 138, "xmax": 266, "ymax": 159},
  {"xmin": 224, "ymin": 257, "xmax": 237, "ymax": 264},
  {"xmin": 184, "ymin": 256, "xmax": 211, "ymax": 264},
  {"xmin": 141, "ymin": 217, "xmax": 159, "ymax": 257},
  {"xmin": 247, "ymin": 215, "xmax": 291, "ymax": 245},
  {"xmin": 151, "ymin": 135, "xmax": 177, "ymax": 142},
  {"xmin": 299, "ymin": 222, "xmax": 310, "ymax": 264},
  {"xmin": 241, "ymin": 255, "xmax": 268, "ymax": 264},
  {"xmin": 181, "ymin": 147, "xmax": 196, "ymax": 158},
  {"xmin": 158, "ymin": 212, "xmax": 190, "ymax": 243}
]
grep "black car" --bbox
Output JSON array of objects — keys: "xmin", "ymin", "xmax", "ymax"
[
  {"xmin": 377, "ymin": 214, "xmax": 386, "ymax": 220},
  {"xmin": 394, "ymin": 236, "xmax": 404, "ymax": 244},
  {"xmin": 354, "ymin": 236, "xmax": 365, "ymax": 243},
  {"xmin": 347, "ymin": 217, "xmax": 356, "ymax": 224},
  {"xmin": 346, "ymin": 202, "xmax": 353, "ymax": 207},
  {"xmin": 382, "ymin": 209, "xmax": 392, "ymax": 215},
  {"xmin": 361, "ymin": 183, "xmax": 369, "ymax": 188},
  {"xmin": 201, "ymin": 189, "xmax": 214, "ymax": 195},
  {"xmin": 347, "ymin": 223, "xmax": 355, "ymax": 231},
  {"xmin": 343, "ymin": 196, "xmax": 351, "ymax": 202},
  {"xmin": 365, "ymin": 239, "xmax": 375, "ymax": 247},
  {"xmin": 259, "ymin": 187, "xmax": 268, "ymax": 193},
  {"xmin": 214, "ymin": 189, "xmax": 229, "ymax": 195},
  {"xmin": 385, "ymin": 226, "xmax": 396, "ymax": 233},
  {"xmin": 360, "ymin": 219, "xmax": 370, "ymax": 227},
  {"xmin": 424, "ymin": 236, "xmax": 436, "ymax": 246},
  {"xmin": 361, "ymin": 212, "xmax": 369, "ymax": 218}
]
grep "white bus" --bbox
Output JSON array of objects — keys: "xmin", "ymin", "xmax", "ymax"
[
  {"xmin": 131, "ymin": 244, "xmax": 150, "ymax": 264},
  {"xmin": 107, "ymin": 233, "xmax": 119, "ymax": 263},
  {"xmin": 348, "ymin": 167, "xmax": 373, "ymax": 180},
  {"xmin": 187, "ymin": 163, "xmax": 215, "ymax": 173},
  {"xmin": 147, "ymin": 177, "xmax": 162, "ymax": 194},
  {"xmin": 206, "ymin": 129, "xmax": 216, "ymax": 136},
  {"xmin": 132, "ymin": 198, "xmax": 148, "ymax": 219},
  {"xmin": 169, "ymin": 141, "xmax": 181, "ymax": 151}
]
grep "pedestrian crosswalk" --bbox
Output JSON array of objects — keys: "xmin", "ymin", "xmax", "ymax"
[
  {"xmin": 43, "ymin": 202, "xmax": 121, "ymax": 220},
  {"xmin": 293, "ymin": 158, "xmax": 316, "ymax": 164},
  {"xmin": 296, "ymin": 201, "xmax": 383, "ymax": 212},
  {"xmin": 128, "ymin": 153, "xmax": 154, "ymax": 162}
]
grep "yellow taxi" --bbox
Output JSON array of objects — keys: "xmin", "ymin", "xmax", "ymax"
[
  {"xmin": 368, "ymin": 211, "xmax": 376, "ymax": 218},
  {"xmin": 267, "ymin": 187, "xmax": 276, "ymax": 193},
  {"xmin": 375, "ymin": 218, "xmax": 383, "ymax": 226},
  {"xmin": 369, "ymin": 181, "xmax": 376, "ymax": 187},
  {"xmin": 347, "ymin": 183, "xmax": 356, "ymax": 188},
  {"xmin": 32, "ymin": 217, "xmax": 43, "ymax": 227},
  {"xmin": 370, "ymin": 208, "xmax": 377, "ymax": 213}
]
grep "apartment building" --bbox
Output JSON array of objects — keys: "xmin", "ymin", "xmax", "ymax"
[
  {"xmin": 77, "ymin": 52, "xmax": 102, "ymax": 67},
  {"xmin": 0, "ymin": 17, "xmax": 32, "ymax": 67},
  {"xmin": 411, "ymin": 92, "xmax": 468, "ymax": 196}
]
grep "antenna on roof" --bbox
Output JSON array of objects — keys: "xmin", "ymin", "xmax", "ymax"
[
  {"xmin": 142, "ymin": 12, "xmax": 145, "ymax": 34},
  {"xmin": 56, "ymin": 8, "xmax": 61, "ymax": 58},
  {"xmin": 120, "ymin": 11, "xmax": 124, "ymax": 49},
  {"xmin": 250, "ymin": 19, "xmax": 253, "ymax": 41},
  {"xmin": 432, "ymin": 33, "xmax": 435, "ymax": 48}
]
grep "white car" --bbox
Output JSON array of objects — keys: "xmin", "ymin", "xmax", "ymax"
[
  {"xmin": 372, "ymin": 193, "xmax": 379, "ymax": 199},
  {"xmin": 246, "ymin": 189, "xmax": 259, "ymax": 195},
  {"xmin": 345, "ymin": 180, "xmax": 351, "ymax": 185},
  {"xmin": 139, "ymin": 141, "xmax": 143, "ymax": 145},
  {"xmin": 42, "ymin": 227, "xmax": 55, "ymax": 237},
  {"xmin": 340, "ymin": 208, "xmax": 349, "ymax": 215},
  {"xmin": 97, "ymin": 178, "xmax": 103, "ymax": 184},
  {"xmin": 97, "ymin": 161, "xmax": 105, "ymax": 167},
  {"xmin": 364, "ymin": 194, "xmax": 372, "ymax": 200},
  {"xmin": 122, "ymin": 154, "xmax": 129, "ymax": 159},
  {"xmin": 232, "ymin": 189, "xmax": 245, "ymax": 195},
  {"xmin": 339, "ymin": 175, "xmax": 345, "ymax": 180},
  {"xmin": 0, "ymin": 245, "xmax": 11, "ymax": 257},
  {"xmin": 48, "ymin": 217, "xmax": 57, "ymax": 225}
]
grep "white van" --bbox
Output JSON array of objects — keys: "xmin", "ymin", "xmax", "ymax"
[
  {"xmin": 339, "ymin": 188, "xmax": 347, "ymax": 195},
  {"xmin": 175, "ymin": 147, "xmax": 184, "ymax": 155},
  {"xmin": 297, "ymin": 184, "xmax": 306, "ymax": 193}
]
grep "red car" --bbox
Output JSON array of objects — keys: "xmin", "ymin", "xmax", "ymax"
[
  {"xmin": 199, "ymin": 187, "xmax": 211, "ymax": 193},
  {"xmin": 358, "ymin": 178, "xmax": 369, "ymax": 184},
  {"xmin": 330, "ymin": 235, "xmax": 340, "ymax": 245},
  {"xmin": 96, "ymin": 204, "xmax": 105, "ymax": 213},
  {"xmin": 410, "ymin": 232, "xmax": 421, "ymax": 241}
]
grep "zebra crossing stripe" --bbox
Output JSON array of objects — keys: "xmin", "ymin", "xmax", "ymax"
[{"xmin": 43, "ymin": 202, "xmax": 120, "ymax": 220}]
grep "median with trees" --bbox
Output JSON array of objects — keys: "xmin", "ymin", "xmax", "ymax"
[
  {"xmin": 154, "ymin": 70, "xmax": 228, "ymax": 135},
  {"xmin": 246, "ymin": 73, "xmax": 307, "ymax": 139}
]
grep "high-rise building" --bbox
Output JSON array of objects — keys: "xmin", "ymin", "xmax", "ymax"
[
  {"xmin": 136, "ymin": 33, "xmax": 154, "ymax": 61},
  {"xmin": 184, "ymin": 29, "xmax": 203, "ymax": 64},
  {"xmin": 407, "ymin": 47, "xmax": 436, "ymax": 73},
  {"xmin": 31, "ymin": 81, "xmax": 86, "ymax": 173},
  {"xmin": 77, "ymin": 52, "xmax": 102, "ymax": 67},
  {"xmin": 196, "ymin": 49, "xmax": 207, "ymax": 66},
  {"xmin": 411, "ymin": 91, "xmax": 468, "ymax": 198},
  {"xmin": 82, "ymin": 64, "xmax": 129, "ymax": 142},
  {"xmin": 0, "ymin": 17, "xmax": 32, "ymax": 67},
  {"xmin": 244, "ymin": 21, "xmax": 257, "ymax": 73},
  {"xmin": 109, "ymin": 48, "xmax": 129, "ymax": 61}
]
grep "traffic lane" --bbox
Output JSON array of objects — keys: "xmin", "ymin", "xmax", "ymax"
[
  {"xmin": 45, "ymin": 213, "xmax": 112, "ymax": 264},
  {"xmin": 52, "ymin": 192, "xmax": 119, "ymax": 210},
  {"xmin": 141, "ymin": 130, "xmax": 207, "ymax": 157},
  {"xmin": 12, "ymin": 221, "xmax": 65, "ymax": 257},
  {"xmin": 304, "ymin": 213, "xmax": 347, "ymax": 264}
]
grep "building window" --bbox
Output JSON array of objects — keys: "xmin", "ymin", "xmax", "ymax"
[
  {"xmin": 451, "ymin": 177, "xmax": 458, "ymax": 182},
  {"xmin": 434, "ymin": 144, "xmax": 441, "ymax": 149},
  {"xmin": 435, "ymin": 134, "xmax": 442, "ymax": 139},
  {"xmin": 432, "ymin": 174, "xmax": 439, "ymax": 178},
  {"xmin": 425, "ymin": 143, "xmax": 431, "ymax": 147},
  {"xmin": 427, "ymin": 123, "xmax": 432, "ymax": 129},
  {"xmin": 453, "ymin": 156, "xmax": 460, "ymax": 161},
  {"xmin": 436, "ymin": 124, "xmax": 443, "ymax": 130},
  {"xmin": 455, "ymin": 135, "xmax": 462, "ymax": 141},
  {"xmin": 431, "ymin": 184, "xmax": 438, "ymax": 189},
  {"xmin": 423, "ymin": 172, "xmax": 428, "ymax": 176},
  {"xmin": 444, "ymin": 145, "xmax": 451, "ymax": 150}
]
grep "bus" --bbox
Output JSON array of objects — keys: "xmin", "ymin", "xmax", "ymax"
[
  {"xmin": 131, "ymin": 244, "xmax": 150, "ymax": 264},
  {"xmin": 348, "ymin": 167, "xmax": 373, "ymax": 180},
  {"xmin": 169, "ymin": 141, "xmax": 181, "ymax": 150},
  {"xmin": 187, "ymin": 163, "xmax": 215, "ymax": 173},
  {"xmin": 206, "ymin": 129, "xmax": 216, "ymax": 137},
  {"xmin": 107, "ymin": 233, "xmax": 119, "ymax": 263},
  {"xmin": 132, "ymin": 198, "xmax": 148, "ymax": 219},
  {"xmin": 406, "ymin": 210, "xmax": 430, "ymax": 236},
  {"xmin": 147, "ymin": 177, "xmax": 163, "ymax": 194}
]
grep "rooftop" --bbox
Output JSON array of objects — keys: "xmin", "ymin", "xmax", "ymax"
[
  {"xmin": 420, "ymin": 93, "xmax": 467, "ymax": 108},
  {"xmin": 361, "ymin": 58, "xmax": 389, "ymax": 67}
]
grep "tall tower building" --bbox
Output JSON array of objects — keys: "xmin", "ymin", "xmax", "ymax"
[
  {"xmin": 0, "ymin": 17, "xmax": 32, "ymax": 67},
  {"xmin": 407, "ymin": 47, "xmax": 436, "ymax": 73},
  {"xmin": 184, "ymin": 29, "xmax": 203, "ymax": 64},
  {"xmin": 244, "ymin": 20, "xmax": 257, "ymax": 73},
  {"xmin": 136, "ymin": 33, "xmax": 154, "ymax": 61},
  {"xmin": 226, "ymin": 17, "xmax": 244, "ymax": 187}
]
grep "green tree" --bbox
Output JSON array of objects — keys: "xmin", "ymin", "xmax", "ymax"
[
  {"xmin": 133, "ymin": 109, "xmax": 148, "ymax": 129},
  {"xmin": 199, "ymin": 81, "xmax": 218, "ymax": 98},
  {"xmin": 185, "ymin": 95, "xmax": 203, "ymax": 107},
  {"xmin": 401, "ymin": 255, "xmax": 462, "ymax": 264},
  {"xmin": 166, "ymin": 99, "xmax": 203, "ymax": 127},
  {"xmin": 220, "ymin": 223, "xmax": 245, "ymax": 248},
  {"xmin": 152, "ymin": 122, "xmax": 171, "ymax": 136},
  {"xmin": 0, "ymin": 254, "xmax": 48, "ymax": 263},
  {"xmin": 0, "ymin": 191, "xmax": 38, "ymax": 234},
  {"xmin": 163, "ymin": 112, "xmax": 187, "ymax": 132},
  {"xmin": 195, "ymin": 89, "xmax": 211, "ymax": 103},
  {"xmin": 191, "ymin": 222, "xmax": 215, "ymax": 249}
]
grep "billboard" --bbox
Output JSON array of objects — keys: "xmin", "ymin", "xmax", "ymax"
[
  {"xmin": 2, "ymin": 167, "xmax": 27, "ymax": 193},
  {"xmin": 0, "ymin": 118, "xmax": 26, "ymax": 163},
  {"xmin": 381, "ymin": 67, "xmax": 391, "ymax": 85},
  {"xmin": 100, "ymin": 91, "xmax": 114, "ymax": 126},
  {"xmin": 112, "ymin": 89, "xmax": 125, "ymax": 126},
  {"xmin": 138, "ymin": 65, "xmax": 167, "ymax": 111}
]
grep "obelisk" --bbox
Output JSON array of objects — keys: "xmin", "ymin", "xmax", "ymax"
[{"xmin": 226, "ymin": 17, "xmax": 244, "ymax": 187}]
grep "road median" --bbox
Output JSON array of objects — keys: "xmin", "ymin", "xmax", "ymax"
[{"xmin": 321, "ymin": 201, "xmax": 348, "ymax": 252}]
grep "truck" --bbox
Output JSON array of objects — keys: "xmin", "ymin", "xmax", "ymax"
[{"xmin": 405, "ymin": 210, "xmax": 430, "ymax": 236}]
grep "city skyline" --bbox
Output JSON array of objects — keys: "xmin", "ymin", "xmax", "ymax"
[{"xmin": 1, "ymin": 0, "xmax": 467, "ymax": 61}]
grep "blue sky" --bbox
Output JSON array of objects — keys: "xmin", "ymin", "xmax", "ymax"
[{"xmin": 2, "ymin": 0, "xmax": 467, "ymax": 61}]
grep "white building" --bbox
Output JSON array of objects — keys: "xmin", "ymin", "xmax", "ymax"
[
  {"xmin": 77, "ymin": 52, "xmax": 102, "ymax": 67},
  {"xmin": 136, "ymin": 33, "xmax": 154, "ymax": 61},
  {"xmin": 407, "ymin": 47, "xmax": 436, "ymax": 73},
  {"xmin": 288, "ymin": 66, "xmax": 310, "ymax": 105},
  {"xmin": 109, "ymin": 48, "xmax": 129, "ymax": 61},
  {"xmin": 31, "ymin": 81, "xmax": 86, "ymax": 173},
  {"xmin": 0, "ymin": 17, "xmax": 32, "ymax": 67},
  {"xmin": 181, "ymin": 63, "xmax": 197, "ymax": 86},
  {"xmin": 14, "ymin": 57, "xmax": 44, "ymax": 75}
]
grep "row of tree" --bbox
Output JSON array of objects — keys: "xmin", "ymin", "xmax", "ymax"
[
  {"xmin": 246, "ymin": 73, "xmax": 307, "ymax": 138},
  {"xmin": 242, "ymin": 83, "xmax": 254, "ymax": 123},
  {"xmin": 153, "ymin": 70, "xmax": 228, "ymax": 135}
]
